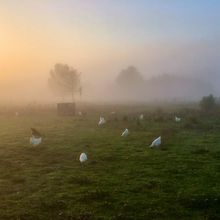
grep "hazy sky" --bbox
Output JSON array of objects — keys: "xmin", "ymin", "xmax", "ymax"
[{"xmin": 1, "ymin": 0, "xmax": 220, "ymax": 102}]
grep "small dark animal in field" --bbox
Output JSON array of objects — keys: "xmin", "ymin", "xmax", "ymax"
[
  {"xmin": 31, "ymin": 128, "xmax": 41, "ymax": 138},
  {"xmin": 30, "ymin": 128, "xmax": 42, "ymax": 146}
]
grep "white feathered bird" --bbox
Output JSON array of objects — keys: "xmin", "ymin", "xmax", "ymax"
[
  {"xmin": 150, "ymin": 136, "xmax": 161, "ymax": 148},
  {"xmin": 98, "ymin": 117, "xmax": 106, "ymax": 126},
  {"xmin": 139, "ymin": 114, "xmax": 144, "ymax": 120},
  {"xmin": 30, "ymin": 137, "xmax": 42, "ymax": 146},
  {"xmin": 30, "ymin": 128, "xmax": 42, "ymax": 146},
  {"xmin": 79, "ymin": 153, "xmax": 88, "ymax": 163},
  {"xmin": 121, "ymin": 128, "xmax": 129, "ymax": 137},
  {"xmin": 175, "ymin": 116, "xmax": 181, "ymax": 122}
]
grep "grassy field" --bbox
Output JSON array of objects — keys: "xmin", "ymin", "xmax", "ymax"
[{"xmin": 0, "ymin": 104, "xmax": 220, "ymax": 220}]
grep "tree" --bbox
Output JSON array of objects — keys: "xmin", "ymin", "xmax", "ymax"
[
  {"xmin": 116, "ymin": 66, "xmax": 144, "ymax": 89},
  {"xmin": 48, "ymin": 63, "xmax": 81, "ymax": 101},
  {"xmin": 199, "ymin": 94, "xmax": 216, "ymax": 112}
]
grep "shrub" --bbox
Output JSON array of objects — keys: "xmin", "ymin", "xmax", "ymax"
[
  {"xmin": 199, "ymin": 94, "xmax": 216, "ymax": 112},
  {"xmin": 123, "ymin": 115, "xmax": 128, "ymax": 121}
]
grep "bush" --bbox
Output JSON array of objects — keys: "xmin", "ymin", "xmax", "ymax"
[
  {"xmin": 183, "ymin": 115, "xmax": 200, "ymax": 129},
  {"xmin": 199, "ymin": 94, "xmax": 216, "ymax": 112},
  {"xmin": 123, "ymin": 115, "xmax": 128, "ymax": 121}
]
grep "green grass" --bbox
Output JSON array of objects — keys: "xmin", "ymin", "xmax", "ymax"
[{"xmin": 0, "ymin": 106, "xmax": 220, "ymax": 219}]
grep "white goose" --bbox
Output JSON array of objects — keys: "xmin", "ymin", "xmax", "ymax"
[
  {"xmin": 30, "ymin": 128, "xmax": 42, "ymax": 146},
  {"xmin": 175, "ymin": 116, "xmax": 181, "ymax": 122},
  {"xmin": 79, "ymin": 153, "xmax": 88, "ymax": 163},
  {"xmin": 121, "ymin": 128, "xmax": 129, "ymax": 137},
  {"xmin": 150, "ymin": 136, "xmax": 161, "ymax": 148},
  {"xmin": 98, "ymin": 116, "xmax": 106, "ymax": 126},
  {"xmin": 30, "ymin": 137, "xmax": 42, "ymax": 146},
  {"xmin": 139, "ymin": 114, "xmax": 144, "ymax": 120}
]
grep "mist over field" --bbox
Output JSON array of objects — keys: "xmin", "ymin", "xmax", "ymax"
[
  {"xmin": 1, "ymin": 0, "xmax": 220, "ymax": 104},
  {"xmin": 1, "ymin": 44, "xmax": 219, "ymax": 105}
]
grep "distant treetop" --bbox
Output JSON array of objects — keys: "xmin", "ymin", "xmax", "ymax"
[
  {"xmin": 116, "ymin": 66, "xmax": 144, "ymax": 88},
  {"xmin": 48, "ymin": 63, "xmax": 81, "ymax": 101}
]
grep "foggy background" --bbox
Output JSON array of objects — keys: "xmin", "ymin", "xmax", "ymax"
[{"xmin": 1, "ymin": 0, "xmax": 220, "ymax": 104}]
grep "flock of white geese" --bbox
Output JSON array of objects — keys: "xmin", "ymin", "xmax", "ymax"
[{"xmin": 28, "ymin": 113, "xmax": 182, "ymax": 163}]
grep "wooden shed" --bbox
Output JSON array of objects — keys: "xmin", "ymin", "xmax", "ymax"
[{"xmin": 57, "ymin": 103, "xmax": 76, "ymax": 116}]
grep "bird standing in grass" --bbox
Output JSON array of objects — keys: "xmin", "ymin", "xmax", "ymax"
[
  {"xmin": 150, "ymin": 136, "xmax": 161, "ymax": 148},
  {"xmin": 98, "ymin": 117, "xmax": 106, "ymax": 126},
  {"xmin": 79, "ymin": 153, "xmax": 88, "ymax": 163},
  {"xmin": 175, "ymin": 116, "xmax": 181, "ymax": 122},
  {"xmin": 121, "ymin": 128, "xmax": 129, "ymax": 137},
  {"xmin": 31, "ymin": 128, "xmax": 41, "ymax": 138},
  {"xmin": 30, "ymin": 128, "xmax": 42, "ymax": 146},
  {"xmin": 139, "ymin": 114, "xmax": 144, "ymax": 120}
]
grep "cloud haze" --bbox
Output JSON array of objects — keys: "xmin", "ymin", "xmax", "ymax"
[{"xmin": 0, "ymin": 0, "xmax": 220, "ymax": 103}]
